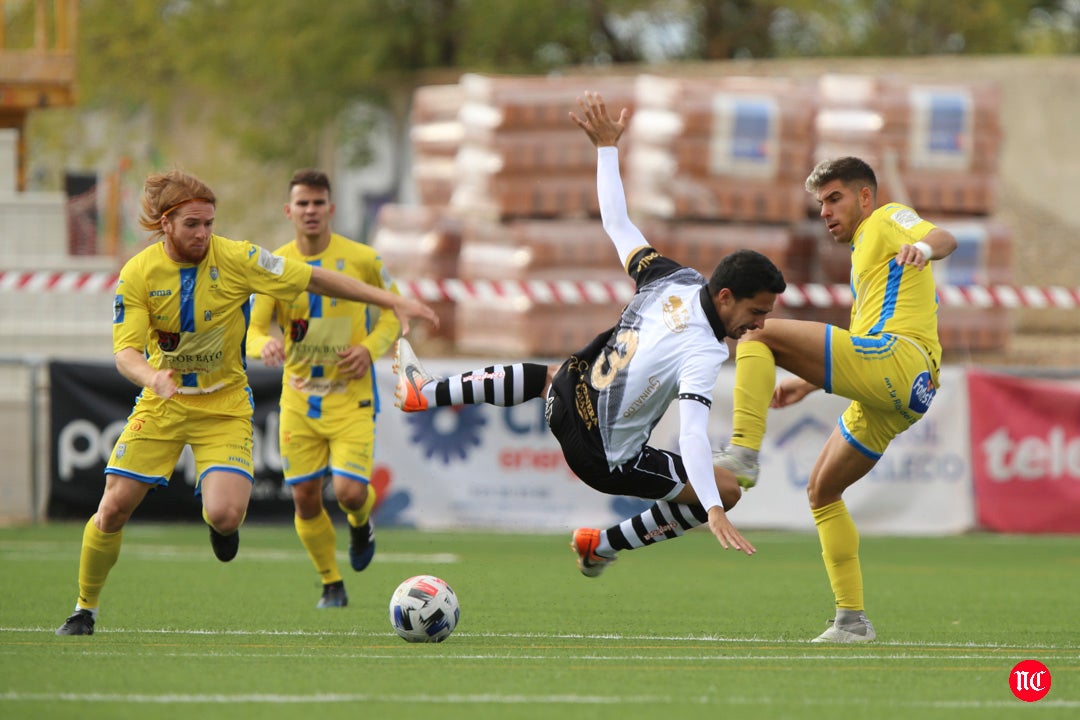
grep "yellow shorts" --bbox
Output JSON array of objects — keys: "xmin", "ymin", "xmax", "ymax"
[
  {"xmin": 106, "ymin": 387, "xmax": 255, "ymax": 492},
  {"xmin": 824, "ymin": 326, "xmax": 939, "ymax": 460},
  {"xmin": 278, "ymin": 405, "xmax": 375, "ymax": 486}
]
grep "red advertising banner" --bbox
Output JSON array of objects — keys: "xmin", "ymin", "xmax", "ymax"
[{"xmin": 969, "ymin": 368, "xmax": 1080, "ymax": 533}]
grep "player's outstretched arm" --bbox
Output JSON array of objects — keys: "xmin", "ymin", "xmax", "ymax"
[
  {"xmin": 307, "ymin": 265, "xmax": 438, "ymax": 336},
  {"xmin": 571, "ymin": 92, "xmax": 647, "ymax": 269},
  {"xmin": 679, "ymin": 398, "xmax": 756, "ymax": 556}
]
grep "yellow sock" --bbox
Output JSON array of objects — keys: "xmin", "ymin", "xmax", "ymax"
[
  {"xmin": 295, "ymin": 508, "xmax": 341, "ymax": 585},
  {"xmin": 730, "ymin": 340, "xmax": 776, "ymax": 452},
  {"xmin": 813, "ymin": 499, "xmax": 863, "ymax": 610},
  {"xmin": 340, "ymin": 484, "xmax": 377, "ymax": 529},
  {"xmin": 76, "ymin": 516, "xmax": 123, "ymax": 610}
]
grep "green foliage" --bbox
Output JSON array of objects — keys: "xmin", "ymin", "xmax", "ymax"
[
  {"xmin": 27, "ymin": 0, "xmax": 1080, "ymax": 174},
  {"xmin": 772, "ymin": 0, "xmax": 1068, "ymax": 56}
]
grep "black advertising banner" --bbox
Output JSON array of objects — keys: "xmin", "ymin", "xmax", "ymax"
[{"xmin": 48, "ymin": 360, "xmax": 294, "ymax": 520}]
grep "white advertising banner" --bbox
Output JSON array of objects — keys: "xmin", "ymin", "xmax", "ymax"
[
  {"xmin": 371, "ymin": 361, "xmax": 974, "ymax": 536},
  {"xmin": 647, "ymin": 366, "xmax": 975, "ymax": 535}
]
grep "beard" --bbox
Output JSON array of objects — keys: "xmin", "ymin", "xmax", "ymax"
[{"xmin": 166, "ymin": 238, "xmax": 209, "ymax": 264}]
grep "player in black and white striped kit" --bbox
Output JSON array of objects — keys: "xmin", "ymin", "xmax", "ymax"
[{"xmin": 394, "ymin": 92, "xmax": 787, "ymax": 576}]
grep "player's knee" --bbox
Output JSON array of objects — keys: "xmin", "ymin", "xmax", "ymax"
[
  {"xmin": 291, "ymin": 480, "xmax": 324, "ymax": 516},
  {"xmin": 206, "ymin": 506, "xmax": 245, "ymax": 534},
  {"xmin": 720, "ymin": 484, "xmax": 742, "ymax": 511},
  {"xmin": 94, "ymin": 504, "xmax": 131, "ymax": 533},
  {"xmin": 806, "ymin": 482, "xmax": 837, "ymax": 509},
  {"xmin": 714, "ymin": 467, "xmax": 743, "ymax": 510},
  {"xmin": 336, "ymin": 482, "xmax": 367, "ymax": 512},
  {"xmin": 95, "ymin": 492, "xmax": 137, "ymax": 532}
]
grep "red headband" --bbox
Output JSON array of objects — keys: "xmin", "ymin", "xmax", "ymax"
[{"xmin": 161, "ymin": 197, "xmax": 213, "ymax": 219}]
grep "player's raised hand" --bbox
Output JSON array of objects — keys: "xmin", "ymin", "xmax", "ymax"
[{"xmin": 570, "ymin": 91, "xmax": 629, "ymax": 148}]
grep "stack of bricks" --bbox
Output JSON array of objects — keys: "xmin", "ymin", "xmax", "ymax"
[
  {"xmin": 409, "ymin": 83, "xmax": 465, "ymax": 208},
  {"xmin": 627, "ymin": 74, "xmax": 817, "ymax": 226},
  {"xmin": 369, "ymin": 203, "xmax": 462, "ymax": 345},
  {"xmin": 626, "ymin": 74, "xmax": 820, "ymax": 325},
  {"xmin": 448, "ymin": 73, "xmax": 637, "ymax": 357},
  {"xmin": 815, "ymin": 74, "xmax": 1002, "ymax": 215},
  {"xmin": 375, "ymin": 70, "xmax": 1009, "ymax": 358}
]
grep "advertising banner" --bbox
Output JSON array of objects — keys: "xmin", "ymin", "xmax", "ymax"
[
  {"xmin": 48, "ymin": 361, "xmax": 293, "ymax": 520},
  {"xmin": 47, "ymin": 359, "xmax": 975, "ymax": 535},
  {"xmin": 46, "ymin": 359, "xmax": 645, "ymax": 531},
  {"xmin": 647, "ymin": 367, "xmax": 974, "ymax": 535},
  {"xmin": 968, "ymin": 368, "xmax": 1080, "ymax": 533}
]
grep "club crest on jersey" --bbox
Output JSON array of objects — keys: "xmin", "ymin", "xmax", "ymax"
[
  {"xmin": 210, "ymin": 266, "xmax": 219, "ymax": 281},
  {"xmin": 336, "ymin": 259, "xmax": 345, "ymax": 271},
  {"xmin": 290, "ymin": 318, "xmax": 309, "ymax": 342},
  {"xmin": 157, "ymin": 331, "xmax": 180, "ymax": 352},
  {"xmin": 662, "ymin": 295, "xmax": 690, "ymax": 333},
  {"xmin": 908, "ymin": 371, "xmax": 936, "ymax": 414}
]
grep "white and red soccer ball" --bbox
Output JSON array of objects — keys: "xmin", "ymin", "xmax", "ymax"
[{"xmin": 388, "ymin": 574, "xmax": 460, "ymax": 643}]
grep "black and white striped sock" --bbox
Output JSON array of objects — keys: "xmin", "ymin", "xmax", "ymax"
[
  {"xmin": 430, "ymin": 363, "xmax": 548, "ymax": 407},
  {"xmin": 602, "ymin": 501, "xmax": 708, "ymax": 552}
]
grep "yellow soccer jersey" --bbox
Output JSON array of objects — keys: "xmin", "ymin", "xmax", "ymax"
[
  {"xmin": 247, "ymin": 233, "xmax": 401, "ymax": 418},
  {"xmin": 113, "ymin": 235, "xmax": 312, "ymax": 396},
  {"xmin": 848, "ymin": 203, "xmax": 942, "ymax": 362}
]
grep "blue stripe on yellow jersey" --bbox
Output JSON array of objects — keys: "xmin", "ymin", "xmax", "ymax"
[
  {"xmin": 113, "ymin": 236, "xmax": 311, "ymax": 397},
  {"xmin": 847, "ymin": 203, "xmax": 942, "ymax": 365},
  {"xmin": 247, "ymin": 233, "xmax": 402, "ymax": 419}
]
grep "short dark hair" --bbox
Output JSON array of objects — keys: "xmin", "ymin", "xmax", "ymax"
[
  {"xmin": 289, "ymin": 168, "xmax": 332, "ymax": 196},
  {"xmin": 707, "ymin": 249, "xmax": 786, "ymax": 299},
  {"xmin": 805, "ymin": 156, "xmax": 877, "ymax": 195}
]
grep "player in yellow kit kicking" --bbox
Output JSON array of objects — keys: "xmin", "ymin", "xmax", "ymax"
[
  {"xmin": 249, "ymin": 169, "xmax": 401, "ymax": 609},
  {"xmin": 714, "ymin": 157, "xmax": 958, "ymax": 643}
]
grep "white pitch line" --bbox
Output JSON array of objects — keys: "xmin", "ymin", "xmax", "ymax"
[
  {"xmin": 2, "ymin": 647, "xmax": 1077, "ymax": 663},
  {"xmin": 2, "ymin": 625, "xmax": 1078, "ymax": 651},
  {"xmin": 0, "ymin": 691, "xmax": 668, "ymax": 705},
  {"xmin": 1, "ymin": 691, "xmax": 1076, "ymax": 709},
  {"xmin": 0, "ymin": 543, "xmax": 458, "ymax": 564}
]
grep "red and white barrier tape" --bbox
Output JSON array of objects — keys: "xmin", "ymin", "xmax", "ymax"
[{"xmin": 1, "ymin": 270, "xmax": 1078, "ymax": 309}]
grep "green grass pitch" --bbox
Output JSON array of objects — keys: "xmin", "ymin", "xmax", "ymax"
[{"xmin": 1, "ymin": 523, "xmax": 1077, "ymax": 719}]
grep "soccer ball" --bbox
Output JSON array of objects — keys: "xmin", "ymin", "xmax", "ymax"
[{"xmin": 388, "ymin": 574, "xmax": 460, "ymax": 643}]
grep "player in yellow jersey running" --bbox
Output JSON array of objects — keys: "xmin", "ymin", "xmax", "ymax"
[
  {"xmin": 248, "ymin": 169, "xmax": 400, "ymax": 609},
  {"xmin": 56, "ymin": 169, "xmax": 437, "ymax": 636},
  {"xmin": 714, "ymin": 157, "xmax": 957, "ymax": 643}
]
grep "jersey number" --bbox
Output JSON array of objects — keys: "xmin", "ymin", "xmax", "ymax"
[{"xmin": 590, "ymin": 329, "xmax": 639, "ymax": 390}]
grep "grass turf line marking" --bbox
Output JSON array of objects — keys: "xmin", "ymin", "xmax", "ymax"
[
  {"xmin": 0, "ymin": 542, "xmax": 458, "ymax": 564},
  {"xmin": 2, "ymin": 691, "xmax": 1078, "ymax": 708},
  {"xmin": 4, "ymin": 626, "xmax": 1079, "ymax": 651},
  {"xmin": 1, "ymin": 691, "xmax": 667, "ymax": 705},
  {"xmin": 5, "ymin": 647, "xmax": 1079, "ymax": 663}
]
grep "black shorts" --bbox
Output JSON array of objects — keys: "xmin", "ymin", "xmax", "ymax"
[{"xmin": 546, "ymin": 354, "xmax": 687, "ymax": 502}]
